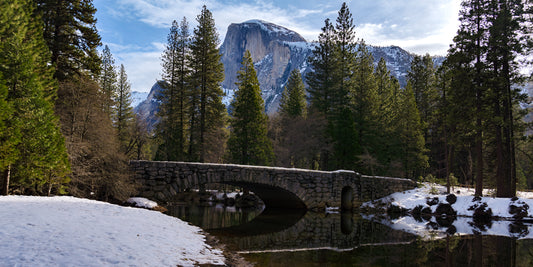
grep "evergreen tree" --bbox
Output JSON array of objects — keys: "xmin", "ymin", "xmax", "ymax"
[
  {"xmin": 275, "ymin": 69, "xmax": 315, "ymax": 168},
  {"xmin": 1, "ymin": 0, "xmax": 70, "ymax": 195},
  {"xmin": 156, "ymin": 18, "xmax": 190, "ymax": 161},
  {"xmin": 99, "ymin": 45, "xmax": 117, "ymax": 115},
  {"xmin": 306, "ymin": 18, "xmax": 337, "ymax": 169},
  {"xmin": 443, "ymin": 0, "xmax": 489, "ymax": 193},
  {"xmin": 444, "ymin": 0, "xmax": 531, "ymax": 197},
  {"xmin": 227, "ymin": 51, "xmax": 273, "ymax": 166},
  {"xmin": 395, "ymin": 82, "xmax": 429, "ymax": 178},
  {"xmin": 485, "ymin": 0, "xmax": 529, "ymax": 197},
  {"xmin": 333, "ymin": 2, "xmax": 356, "ymax": 108},
  {"xmin": 374, "ymin": 58, "xmax": 398, "ymax": 117},
  {"xmin": 279, "ymin": 69, "xmax": 307, "ymax": 118},
  {"xmin": 329, "ymin": 2, "xmax": 359, "ymax": 170},
  {"xmin": 444, "ymin": 28, "xmax": 482, "ymax": 188},
  {"xmin": 306, "ymin": 2, "xmax": 360, "ymax": 170},
  {"xmin": 408, "ymin": 54, "xmax": 438, "ymax": 133},
  {"xmin": 0, "ymin": 77, "xmax": 18, "ymax": 195},
  {"xmin": 35, "ymin": 0, "xmax": 101, "ymax": 80},
  {"xmin": 374, "ymin": 58, "xmax": 402, "ymax": 174},
  {"xmin": 351, "ymin": 41, "xmax": 378, "ymax": 169},
  {"xmin": 307, "ymin": 18, "xmax": 337, "ymax": 115},
  {"xmin": 188, "ymin": 6, "xmax": 226, "ymax": 162},
  {"xmin": 407, "ymin": 54, "xmax": 438, "ymax": 179},
  {"xmin": 115, "ymin": 64, "xmax": 134, "ymax": 152},
  {"xmin": 35, "ymin": 0, "xmax": 135, "ymax": 200},
  {"xmin": 456, "ymin": 0, "xmax": 490, "ymax": 196}
]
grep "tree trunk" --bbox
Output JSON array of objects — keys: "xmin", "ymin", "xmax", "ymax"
[{"xmin": 2, "ymin": 165, "xmax": 11, "ymax": 195}]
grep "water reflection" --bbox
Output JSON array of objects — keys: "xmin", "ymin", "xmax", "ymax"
[
  {"xmin": 243, "ymin": 234, "xmax": 533, "ymax": 267},
  {"xmin": 167, "ymin": 204, "xmax": 533, "ymax": 266},
  {"xmin": 166, "ymin": 203, "xmax": 264, "ymax": 229}
]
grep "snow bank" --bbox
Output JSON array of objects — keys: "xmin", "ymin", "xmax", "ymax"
[
  {"xmin": 364, "ymin": 183, "xmax": 533, "ymax": 219},
  {"xmin": 126, "ymin": 197, "xmax": 158, "ymax": 209},
  {"xmin": 362, "ymin": 183, "xmax": 533, "ymax": 239},
  {"xmin": 0, "ymin": 196, "xmax": 225, "ymax": 266}
]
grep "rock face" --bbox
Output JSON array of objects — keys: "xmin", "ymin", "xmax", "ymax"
[
  {"xmin": 134, "ymin": 81, "xmax": 164, "ymax": 132},
  {"xmin": 134, "ymin": 20, "xmax": 446, "ymax": 126},
  {"xmin": 220, "ymin": 20, "xmax": 314, "ymax": 114}
]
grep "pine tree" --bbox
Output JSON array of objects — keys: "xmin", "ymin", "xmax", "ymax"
[
  {"xmin": 334, "ymin": 2, "xmax": 356, "ymax": 108},
  {"xmin": 374, "ymin": 58, "xmax": 400, "ymax": 128},
  {"xmin": 306, "ymin": 3, "xmax": 360, "ymax": 170},
  {"xmin": 408, "ymin": 55, "xmax": 438, "ymax": 133},
  {"xmin": 307, "ymin": 18, "xmax": 337, "ymax": 115},
  {"xmin": 373, "ymin": 58, "xmax": 402, "ymax": 174},
  {"xmin": 486, "ymin": 0, "xmax": 529, "ymax": 197},
  {"xmin": 156, "ymin": 18, "xmax": 190, "ymax": 161},
  {"xmin": 395, "ymin": 82, "xmax": 429, "ymax": 178},
  {"xmin": 306, "ymin": 18, "xmax": 337, "ymax": 169},
  {"xmin": 276, "ymin": 69, "xmax": 314, "ymax": 168},
  {"xmin": 351, "ymin": 42, "xmax": 378, "ymax": 166},
  {"xmin": 35, "ymin": 0, "xmax": 101, "ymax": 80},
  {"xmin": 0, "ymin": 77, "xmax": 18, "ymax": 195},
  {"xmin": 228, "ymin": 51, "xmax": 273, "ymax": 166},
  {"xmin": 443, "ymin": 0, "xmax": 490, "ymax": 194},
  {"xmin": 1, "ymin": 0, "xmax": 70, "ymax": 195},
  {"xmin": 115, "ymin": 64, "xmax": 134, "ymax": 152},
  {"xmin": 188, "ymin": 6, "xmax": 227, "ymax": 162},
  {"xmin": 279, "ymin": 69, "xmax": 307, "ymax": 118},
  {"xmin": 35, "ymin": 0, "xmax": 136, "ymax": 200},
  {"xmin": 99, "ymin": 45, "xmax": 118, "ymax": 115},
  {"xmin": 329, "ymin": 2, "xmax": 359, "ymax": 170},
  {"xmin": 407, "ymin": 54, "xmax": 438, "ymax": 179},
  {"xmin": 444, "ymin": 0, "xmax": 531, "ymax": 197}
]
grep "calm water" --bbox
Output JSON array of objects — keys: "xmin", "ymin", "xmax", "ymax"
[{"xmin": 167, "ymin": 203, "xmax": 533, "ymax": 266}]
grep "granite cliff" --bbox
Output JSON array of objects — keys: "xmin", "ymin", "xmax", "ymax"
[
  {"xmin": 220, "ymin": 20, "xmax": 314, "ymax": 113},
  {"xmin": 135, "ymin": 20, "xmax": 445, "ymax": 128}
]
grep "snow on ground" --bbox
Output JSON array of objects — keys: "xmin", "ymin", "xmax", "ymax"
[
  {"xmin": 0, "ymin": 196, "xmax": 225, "ymax": 267},
  {"xmin": 362, "ymin": 183, "xmax": 533, "ymax": 240},
  {"xmin": 126, "ymin": 197, "xmax": 158, "ymax": 209}
]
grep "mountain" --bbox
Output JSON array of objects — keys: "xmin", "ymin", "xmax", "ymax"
[
  {"xmin": 135, "ymin": 20, "xmax": 445, "ymax": 129},
  {"xmin": 134, "ymin": 81, "xmax": 164, "ymax": 131},
  {"xmin": 220, "ymin": 20, "xmax": 445, "ymax": 114},
  {"xmin": 220, "ymin": 20, "xmax": 315, "ymax": 113},
  {"xmin": 131, "ymin": 91, "xmax": 149, "ymax": 108}
]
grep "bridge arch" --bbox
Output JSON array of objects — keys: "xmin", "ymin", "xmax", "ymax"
[{"xmin": 223, "ymin": 181, "xmax": 306, "ymax": 209}]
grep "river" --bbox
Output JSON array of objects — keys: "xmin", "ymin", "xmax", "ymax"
[{"xmin": 167, "ymin": 203, "xmax": 533, "ymax": 266}]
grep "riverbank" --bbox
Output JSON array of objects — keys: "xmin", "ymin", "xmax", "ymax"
[
  {"xmin": 0, "ymin": 196, "xmax": 225, "ymax": 266},
  {"xmin": 362, "ymin": 183, "xmax": 533, "ymax": 239}
]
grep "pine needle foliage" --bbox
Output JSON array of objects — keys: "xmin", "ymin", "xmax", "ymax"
[{"xmin": 228, "ymin": 51, "xmax": 274, "ymax": 166}]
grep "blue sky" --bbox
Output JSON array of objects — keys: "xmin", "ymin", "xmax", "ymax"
[{"xmin": 93, "ymin": 0, "xmax": 462, "ymax": 92}]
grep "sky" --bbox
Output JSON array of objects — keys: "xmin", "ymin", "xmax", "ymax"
[{"xmin": 92, "ymin": 0, "xmax": 462, "ymax": 93}]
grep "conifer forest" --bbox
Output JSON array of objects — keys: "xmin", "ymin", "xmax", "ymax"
[{"xmin": 1, "ymin": 0, "xmax": 532, "ymax": 201}]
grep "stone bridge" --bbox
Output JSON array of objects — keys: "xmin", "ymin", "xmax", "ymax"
[{"xmin": 130, "ymin": 160, "xmax": 416, "ymax": 210}]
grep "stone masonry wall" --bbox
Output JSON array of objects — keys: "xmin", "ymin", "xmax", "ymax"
[{"xmin": 130, "ymin": 160, "xmax": 417, "ymax": 210}]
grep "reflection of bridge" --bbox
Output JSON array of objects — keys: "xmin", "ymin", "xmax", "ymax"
[
  {"xmin": 208, "ymin": 210, "xmax": 417, "ymax": 253},
  {"xmin": 130, "ymin": 161, "xmax": 416, "ymax": 210}
]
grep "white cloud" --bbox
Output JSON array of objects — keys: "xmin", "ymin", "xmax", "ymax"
[
  {"xmin": 353, "ymin": 0, "xmax": 461, "ymax": 56},
  {"xmin": 114, "ymin": 0, "xmax": 324, "ymax": 42},
  {"xmin": 113, "ymin": 44, "xmax": 164, "ymax": 92}
]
